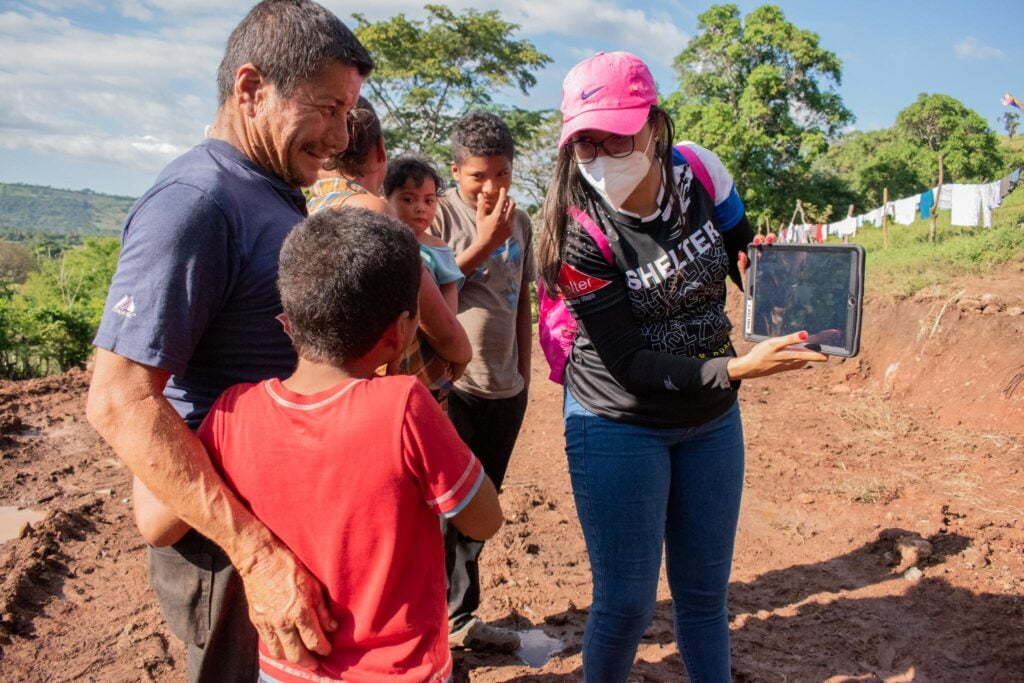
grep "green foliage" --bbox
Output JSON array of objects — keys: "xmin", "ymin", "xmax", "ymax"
[
  {"xmin": 0, "ymin": 182, "xmax": 133, "ymax": 235},
  {"xmin": 818, "ymin": 95, "xmax": 1005, "ymax": 212},
  {"xmin": 667, "ymin": 4, "xmax": 853, "ymax": 221},
  {"xmin": 816, "ymin": 128, "xmax": 932, "ymax": 207},
  {"xmin": 0, "ymin": 236, "xmax": 120, "ymax": 378},
  {"xmin": 999, "ymin": 134, "xmax": 1024, "ymax": 177},
  {"xmin": 896, "ymin": 93, "xmax": 1003, "ymax": 183},
  {"xmin": 352, "ymin": 5, "xmax": 552, "ymax": 162}
]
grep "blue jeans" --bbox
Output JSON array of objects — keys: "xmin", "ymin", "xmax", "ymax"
[{"xmin": 564, "ymin": 389, "xmax": 745, "ymax": 683}]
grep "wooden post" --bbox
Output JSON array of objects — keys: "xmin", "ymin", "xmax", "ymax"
[
  {"xmin": 930, "ymin": 154, "xmax": 944, "ymax": 243},
  {"xmin": 882, "ymin": 186, "xmax": 889, "ymax": 249}
]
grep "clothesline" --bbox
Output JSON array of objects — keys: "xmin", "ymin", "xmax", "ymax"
[{"xmin": 780, "ymin": 167, "xmax": 1022, "ymax": 243}]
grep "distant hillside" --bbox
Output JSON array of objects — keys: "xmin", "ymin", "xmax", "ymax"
[{"xmin": 0, "ymin": 183, "xmax": 135, "ymax": 235}]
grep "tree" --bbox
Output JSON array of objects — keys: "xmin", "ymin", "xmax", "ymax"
[
  {"xmin": 817, "ymin": 128, "xmax": 932, "ymax": 207},
  {"xmin": 0, "ymin": 241, "xmax": 36, "ymax": 284},
  {"xmin": 352, "ymin": 5, "xmax": 552, "ymax": 161},
  {"xmin": 1001, "ymin": 111, "xmax": 1020, "ymax": 139},
  {"xmin": 1, "ymin": 236, "xmax": 121, "ymax": 377},
  {"xmin": 18, "ymin": 236, "xmax": 120, "ymax": 326},
  {"xmin": 666, "ymin": 4, "xmax": 853, "ymax": 219},
  {"xmin": 896, "ymin": 93, "xmax": 1003, "ymax": 183},
  {"xmin": 511, "ymin": 111, "xmax": 561, "ymax": 215}
]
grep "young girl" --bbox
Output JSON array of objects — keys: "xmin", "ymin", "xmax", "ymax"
[
  {"xmin": 384, "ymin": 157, "xmax": 466, "ymax": 397},
  {"xmin": 537, "ymin": 51, "xmax": 828, "ymax": 682}
]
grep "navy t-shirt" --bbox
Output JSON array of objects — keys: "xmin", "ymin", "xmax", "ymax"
[{"xmin": 94, "ymin": 139, "xmax": 305, "ymax": 429}]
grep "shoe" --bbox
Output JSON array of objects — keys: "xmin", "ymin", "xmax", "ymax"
[{"xmin": 448, "ymin": 617, "xmax": 520, "ymax": 653}]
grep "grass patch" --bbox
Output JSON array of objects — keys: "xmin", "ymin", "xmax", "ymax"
[
  {"xmin": 832, "ymin": 184, "xmax": 1024, "ymax": 296},
  {"xmin": 838, "ymin": 396, "xmax": 914, "ymax": 439}
]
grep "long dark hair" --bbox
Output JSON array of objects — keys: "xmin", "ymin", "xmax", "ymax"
[{"xmin": 538, "ymin": 105, "xmax": 678, "ymax": 294}]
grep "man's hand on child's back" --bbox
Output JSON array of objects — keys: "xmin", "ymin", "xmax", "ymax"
[
  {"xmin": 235, "ymin": 538, "xmax": 337, "ymax": 667},
  {"xmin": 474, "ymin": 187, "xmax": 515, "ymax": 250}
]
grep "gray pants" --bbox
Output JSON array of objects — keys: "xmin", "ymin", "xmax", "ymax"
[{"xmin": 149, "ymin": 530, "xmax": 258, "ymax": 682}]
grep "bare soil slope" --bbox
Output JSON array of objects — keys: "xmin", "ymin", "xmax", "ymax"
[{"xmin": 1, "ymin": 266, "xmax": 1022, "ymax": 682}]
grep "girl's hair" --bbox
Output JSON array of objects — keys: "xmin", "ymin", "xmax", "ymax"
[
  {"xmin": 383, "ymin": 156, "xmax": 444, "ymax": 197},
  {"xmin": 537, "ymin": 105, "xmax": 678, "ymax": 294},
  {"xmin": 323, "ymin": 96, "xmax": 382, "ymax": 177}
]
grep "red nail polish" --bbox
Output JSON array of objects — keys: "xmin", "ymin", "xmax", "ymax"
[{"xmin": 799, "ymin": 331, "xmax": 808, "ymax": 340}]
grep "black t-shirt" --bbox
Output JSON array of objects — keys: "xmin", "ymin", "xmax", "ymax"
[{"xmin": 558, "ymin": 162, "xmax": 746, "ymax": 427}]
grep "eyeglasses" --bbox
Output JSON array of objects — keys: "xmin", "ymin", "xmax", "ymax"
[{"xmin": 569, "ymin": 134, "xmax": 636, "ymax": 164}]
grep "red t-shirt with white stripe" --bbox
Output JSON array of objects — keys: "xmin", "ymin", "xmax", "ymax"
[{"xmin": 197, "ymin": 374, "xmax": 484, "ymax": 683}]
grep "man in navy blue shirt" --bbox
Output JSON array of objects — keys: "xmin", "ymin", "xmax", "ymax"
[{"xmin": 86, "ymin": 2, "xmax": 373, "ymax": 679}]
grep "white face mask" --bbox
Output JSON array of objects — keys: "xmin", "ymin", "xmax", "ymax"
[{"xmin": 577, "ymin": 131, "xmax": 654, "ymax": 211}]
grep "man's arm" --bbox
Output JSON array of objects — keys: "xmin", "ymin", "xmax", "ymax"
[
  {"xmin": 86, "ymin": 349, "xmax": 336, "ymax": 666},
  {"xmin": 516, "ymin": 275, "xmax": 533, "ymax": 391}
]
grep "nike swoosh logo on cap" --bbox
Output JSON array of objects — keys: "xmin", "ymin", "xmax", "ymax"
[{"xmin": 581, "ymin": 86, "xmax": 605, "ymax": 100}]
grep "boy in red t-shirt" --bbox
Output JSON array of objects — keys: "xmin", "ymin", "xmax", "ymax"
[{"xmin": 132, "ymin": 207, "xmax": 503, "ymax": 683}]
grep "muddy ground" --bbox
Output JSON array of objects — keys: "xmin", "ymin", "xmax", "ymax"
[{"xmin": 1, "ymin": 266, "xmax": 1023, "ymax": 682}]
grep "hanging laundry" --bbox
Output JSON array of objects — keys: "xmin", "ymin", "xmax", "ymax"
[
  {"xmin": 949, "ymin": 184, "xmax": 981, "ymax": 227},
  {"xmin": 891, "ymin": 196, "xmax": 918, "ymax": 225},
  {"xmin": 919, "ymin": 189, "xmax": 934, "ymax": 219},
  {"xmin": 815, "ymin": 224, "xmax": 824, "ymax": 243},
  {"xmin": 834, "ymin": 216, "xmax": 856, "ymax": 237},
  {"xmin": 863, "ymin": 207, "xmax": 883, "ymax": 226},
  {"xmin": 980, "ymin": 181, "xmax": 1001, "ymax": 228},
  {"xmin": 1000, "ymin": 177, "xmax": 1011, "ymax": 199},
  {"xmin": 937, "ymin": 185, "xmax": 953, "ymax": 210}
]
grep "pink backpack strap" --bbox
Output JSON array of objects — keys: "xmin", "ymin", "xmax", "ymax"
[
  {"xmin": 567, "ymin": 207, "xmax": 613, "ymax": 264},
  {"xmin": 674, "ymin": 143, "xmax": 715, "ymax": 200}
]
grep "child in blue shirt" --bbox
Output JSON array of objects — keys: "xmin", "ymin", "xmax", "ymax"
[{"xmin": 384, "ymin": 157, "xmax": 466, "ymax": 398}]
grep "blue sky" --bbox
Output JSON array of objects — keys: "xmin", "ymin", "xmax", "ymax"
[{"xmin": 1, "ymin": 0, "xmax": 1021, "ymax": 197}]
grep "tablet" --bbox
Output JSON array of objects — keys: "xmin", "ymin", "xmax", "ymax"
[{"xmin": 742, "ymin": 243, "xmax": 865, "ymax": 357}]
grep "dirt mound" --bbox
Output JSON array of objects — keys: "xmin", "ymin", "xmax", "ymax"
[
  {"xmin": 848, "ymin": 272, "xmax": 1024, "ymax": 435},
  {"xmin": 0, "ymin": 501, "xmax": 101, "ymax": 639},
  {"xmin": 0, "ymin": 266, "xmax": 1022, "ymax": 681}
]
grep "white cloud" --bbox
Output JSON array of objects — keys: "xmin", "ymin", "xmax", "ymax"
[
  {"xmin": 0, "ymin": 0, "xmax": 689, "ymax": 190},
  {"xmin": 323, "ymin": 0, "xmax": 688, "ymax": 71},
  {"xmin": 0, "ymin": 131, "xmax": 189, "ymax": 171},
  {"xmin": 0, "ymin": 6, "xmax": 220, "ymax": 170},
  {"xmin": 954, "ymin": 36, "xmax": 1006, "ymax": 61}
]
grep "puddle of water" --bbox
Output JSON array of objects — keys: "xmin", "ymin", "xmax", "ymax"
[
  {"xmin": 516, "ymin": 628, "xmax": 563, "ymax": 668},
  {"xmin": 0, "ymin": 506, "xmax": 46, "ymax": 542}
]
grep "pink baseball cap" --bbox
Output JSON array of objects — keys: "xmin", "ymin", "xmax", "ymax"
[{"xmin": 559, "ymin": 51, "xmax": 658, "ymax": 147}]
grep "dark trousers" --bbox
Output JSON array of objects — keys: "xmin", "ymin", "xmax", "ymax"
[
  {"xmin": 443, "ymin": 387, "xmax": 528, "ymax": 630},
  {"xmin": 149, "ymin": 530, "xmax": 258, "ymax": 682}
]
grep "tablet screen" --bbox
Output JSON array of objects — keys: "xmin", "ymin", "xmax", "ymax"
[{"xmin": 744, "ymin": 244, "xmax": 864, "ymax": 356}]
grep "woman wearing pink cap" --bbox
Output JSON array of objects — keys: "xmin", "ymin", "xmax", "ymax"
[{"xmin": 537, "ymin": 52, "xmax": 826, "ymax": 681}]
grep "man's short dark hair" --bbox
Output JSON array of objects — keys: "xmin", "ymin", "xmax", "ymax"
[
  {"xmin": 451, "ymin": 111, "xmax": 515, "ymax": 165},
  {"xmin": 323, "ymin": 96, "xmax": 382, "ymax": 176},
  {"xmin": 383, "ymin": 156, "xmax": 444, "ymax": 197},
  {"xmin": 217, "ymin": 0, "xmax": 374, "ymax": 106},
  {"xmin": 278, "ymin": 207, "xmax": 420, "ymax": 365}
]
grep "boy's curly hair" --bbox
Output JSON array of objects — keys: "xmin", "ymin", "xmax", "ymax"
[
  {"xmin": 278, "ymin": 207, "xmax": 420, "ymax": 365},
  {"xmin": 451, "ymin": 111, "xmax": 515, "ymax": 165}
]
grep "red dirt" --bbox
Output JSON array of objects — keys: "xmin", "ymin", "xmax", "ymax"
[{"xmin": 1, "ymin": 266, "xmax": 1022, "ymax": 682}]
